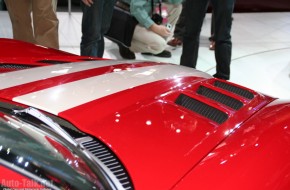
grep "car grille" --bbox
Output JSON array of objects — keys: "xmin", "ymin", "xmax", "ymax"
[
  {"xmin": 37, "ymin": 60, "xmax": 71, "ymax": 64},
  {"xmin": 175, "ymin": 79, "xmax": 255, "ymax": 124},
  {"xmin": 77, "ymin": 137, "xmax": 134, "ymax": 190},
  {"xmin": 0, "ymin": 63, "xmax": 36, "ymax": 69},
  {"xmin": 176, "ymin": 93, "xmax": 229, "ymax": 124},
  {"xmin": 213, "ymin": 80, "xmax": 254, "ymax": 99},
  {"xmin": 197, "ymin": 86, "xmax": 243, "ymax": 110}
]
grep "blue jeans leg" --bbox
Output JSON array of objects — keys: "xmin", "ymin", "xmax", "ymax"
[
  {"xmin": 180, "ymin": 0, "xmax": 209, "ymax": 69},
  {"xmin": 80, "ymin": 0, "xmax": 116, "ymax": 57},
  {"xmin": 212, "ymin": 0, "xmax": 235, "ymax": 80}
]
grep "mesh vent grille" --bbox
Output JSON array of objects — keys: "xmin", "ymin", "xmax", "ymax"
[
  {"xmin": 214, "ymin": 81, "xmax": 254, "ymax": 99},
  {"xmin": 81, "ymin": 140, "xmax": 133, "ymax": 190},
  {"xmin": 197, "ymin": 86, "xmax": 243, "ymax": 110},
  {"xmin": 37, "ymin": 60, "xmax": 71, "ymax": 64},
  {"xmin": 175, "ymin": 94, "xmax": 228, "ymax": 124},
  {"xmin": 0, "ymin": 64, "xmax": 35, "ymax": 69}
]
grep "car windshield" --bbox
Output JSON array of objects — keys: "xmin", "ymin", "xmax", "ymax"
[{"xmin": 0, "ymin": 112, "xmax": 106, "ymax": 190}]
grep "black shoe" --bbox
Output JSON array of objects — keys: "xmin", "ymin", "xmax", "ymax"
[
  {"xmin": 118, "ymin": 44, "xmax": 135, "ymax": 59},
  {"xmin": 142, "ymin": 50, "xmax": 172, "ymax": 58},
  {"xmin": 213, "ymin": 73, "xmax": 229, "ymax": 80}
]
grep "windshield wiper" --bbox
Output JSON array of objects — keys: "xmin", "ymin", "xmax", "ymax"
[{"xmin": 13, "ymin": 107, "xmax": 78, "ymax": 147}]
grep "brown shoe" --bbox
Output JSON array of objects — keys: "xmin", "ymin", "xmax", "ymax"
[
  {"xmin": 167, "ymin": 38, "xmax": 182, "ymax": 47},
  {"xmin": 209, "ymin": 41, "xmax": 215, "ymax": 50}
]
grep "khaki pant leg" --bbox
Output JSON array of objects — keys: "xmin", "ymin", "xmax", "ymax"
[
  {"xmin": 32, "ymin": 0, "xmax": 59, "ymax": 49},
  {"xmin": 164, "ymin": 3, "xmax": 182, "ymax": 42},
  {"xmin": 130, "ymin": 24, "xmax": 167, "ymax": 54},
  {"xmin": 52, "ymin": 0, "xmax": 58, "ymax": 12},
  {"xmin": 4, "ymin": 0, "xmax": 35, "ymax": 44},
  {"xmin": 165, "ymin": 3, "xmax": 182, "ymax": 29}
]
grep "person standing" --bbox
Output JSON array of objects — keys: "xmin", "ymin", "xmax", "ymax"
[
  {"xmin": 80, "ymin": 0, "xmax": 116, "ymax": 57},
  {"xmin": 180, "ymin": 0, "xmax": 235, "ymax": 80},
  {"xmin": 4, "ymin": 0, "xmax": 59, "ymax": 49}
]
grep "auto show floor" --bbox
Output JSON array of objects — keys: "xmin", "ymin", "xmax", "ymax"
[{"xmin": 0, "ymin": 10, "xmax": 289, "ymax": 100}]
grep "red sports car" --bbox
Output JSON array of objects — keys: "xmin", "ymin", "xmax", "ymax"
[{"xmin": 0, "ymin": 38, "xmax": 289, "ymax": 190}]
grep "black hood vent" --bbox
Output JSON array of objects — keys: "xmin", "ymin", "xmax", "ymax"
[
  {"xmin": 214, "ymin": 81, "xmax": 254, "ymax": 99},
  {"xmin": 37, "ymin": 60, "xmax": 71, "ymax": 64},
  {"xmin": 175, "ymin": 94, "xmax": 228, "ymax": 124},
  {"xmin": 0, "ymin": 63, "xmax": 36, "ymax": 70},
  {"xmin": 197, "ymin": 86, "xmax": 243, "ymax": 110},
  {"xmin": 174, "ymin": 79, "xmax": 258, "ymax": 124}
]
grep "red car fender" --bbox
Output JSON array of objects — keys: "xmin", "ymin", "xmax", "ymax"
[{"xmin": 172, "ymin": 99, "xmax": 290, "ymax": 190}]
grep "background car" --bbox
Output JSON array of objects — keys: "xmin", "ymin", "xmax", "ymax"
[{"xmin": 0, "ymin": 38, "xmax": 290, "ymax": 189}]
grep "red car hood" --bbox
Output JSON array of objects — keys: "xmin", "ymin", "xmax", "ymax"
[{"xmin": 0, "ymin": 60, "xmax": 274, "ymax": 189}]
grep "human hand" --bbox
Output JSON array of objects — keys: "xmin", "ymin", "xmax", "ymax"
[
  {"xmin": 82, "ymin": 0, "xmax": 94, "ymax": 7},
  {"xmin": 150, "ymin": 24, "xmax": 171, "ymax": 37}
]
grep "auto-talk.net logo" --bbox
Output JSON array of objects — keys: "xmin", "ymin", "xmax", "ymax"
[{"xmin": 1, "ymin": 179, "xmax": 52, "ymax": 190}]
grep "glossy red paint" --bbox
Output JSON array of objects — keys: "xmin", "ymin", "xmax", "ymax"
[
  {"xmin": 0, "ymin": 38, "xmax": 101, "ymax": 73},
  {"xmin": 58, "ymin": 77, "xmax": 275, "ymax": 189},
  {"xmin": 172, "ymin": 100, "xmax": 290, "ymax": 190},
  {"xmin": 1, "ymin": 38, "xmax": 289, "ymax": 190}
]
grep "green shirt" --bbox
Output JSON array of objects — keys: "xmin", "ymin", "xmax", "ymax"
[{"xmin": 122, "ymin": 0, "xmax": 183, "ymax": 29}]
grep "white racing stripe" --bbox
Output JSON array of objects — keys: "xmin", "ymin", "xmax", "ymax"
[
  {"xmin": 0, "ymin": 60, "xmax": 141, "ymax": 90},
  {"xmin": 13, "ymin": 64, "xmax": 210, "ymax": 115}
]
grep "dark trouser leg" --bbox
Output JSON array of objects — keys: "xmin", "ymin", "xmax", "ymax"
[
  {"xmin": 80, "ymin": 0, "xmax": 115, "ymax": 57},
  {"xmin": 210, "ymin": 12, "xmax": 214, "ymax": 41},
  {"xmin": 180, "ymin": 0, "xmax": 209, "ymax": 68},
  {"xmin": 211, "ymin": 0, "xmax": 235, "ymax": 80}
]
